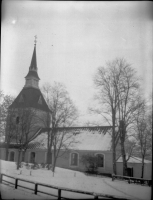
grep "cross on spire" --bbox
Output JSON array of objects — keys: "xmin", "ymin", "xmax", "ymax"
[{"xmin": 34, "ymin": 35, "xmax": 37, "ymax": 46}]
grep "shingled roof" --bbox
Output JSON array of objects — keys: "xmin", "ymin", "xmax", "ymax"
[
  {"xmin": 9, "ymin": 87, "xmax": 50, "ymax": 112},
  {"xmin": 25, "ymin": 70, "xmax": 40, "ymax": 80}
]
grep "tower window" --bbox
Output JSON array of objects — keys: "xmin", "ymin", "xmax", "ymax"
[
  {"xmin": 16, "ymin": 116, "xmax": 20, "ymax": 124},
  {"xmin": 38, "ymin": 96, "xmax": 42, "ymax": 104},
  {"xmin": 19, "ymin": 95, "xmax": 24, "ymax": 102}
]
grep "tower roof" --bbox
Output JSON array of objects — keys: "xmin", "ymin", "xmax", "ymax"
[
  {"xmin": 9, "ymin": 40, "xmax": 50, "ymax": 113},
  {"xmin": 25, "ymin": 70, "xmax": 40, "ymax": 80},
  {"xmin": 9, "ymin": 87, "xmax": 50, "ymax": 112},
  {"xmin": 25, "ymin": 45, "xmax": 40, "ymax": 80}
]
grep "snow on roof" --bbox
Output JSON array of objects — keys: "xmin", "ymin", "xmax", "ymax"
[
  {"xmin": 29, "ymin": 129, "xmax": 112, "ymax": 151},
  {"xmin": 117, "ymin": 156, "xmax": 152, "ymax": 164},
  {"xmin": 70, "ymin": 130, "xmax": 112, "ymax": 151}
]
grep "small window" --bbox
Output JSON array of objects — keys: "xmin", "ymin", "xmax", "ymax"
[
  {"xmin": 70, "ymin": 152, "xmax": 79, "ymax": 166},
  {"xmin": 96, "ymin": 154, "xmax": 104, "ymax": 167},
  {"xmin": 38, "ymin": 96, "xmax": 42, "ymax": 104},
  {"xmin": 16, "ymin": 116, "xmax": 20, "ymax": 124},
  {"xmin": 19, "ymin": 95, "xmax": 24, "ymax": 102}
]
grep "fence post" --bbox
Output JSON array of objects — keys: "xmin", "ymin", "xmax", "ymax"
[
  {"xmin": 0, "ymin": 174, "xmax": 3, "ymax": 183},
  {"xmin": 15, "ymin": 179, "xmax": 18, "ymax": 189},
  {"xmin": 148, "ymin": 180, "xmax": 151, "ymax": 187},
  {"xmin": 35, "ymin": 183, "xmax": 38, "ymax": 195},
  {"xmin": 58, "ymin": 189, "xmax": 61, "ymax": 200}
]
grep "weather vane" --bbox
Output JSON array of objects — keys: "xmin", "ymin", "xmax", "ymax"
[{"xmin": 34, "ymin": 35, "xmax": 37, "ymax": 45}]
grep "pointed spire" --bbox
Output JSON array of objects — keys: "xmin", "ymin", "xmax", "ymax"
[
  {"xmin": 25, "ymin": 43, "xmax": 40, "ymax": 80},
  {"xmin": 24, "ymin": 36, "xmax": 40, "ymax": 89},
  {"xmin": 29, "ymin": 45, "xmax": 37, "ymax": 71}
]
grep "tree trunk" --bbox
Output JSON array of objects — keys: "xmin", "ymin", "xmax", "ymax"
[
  {"xmin": 52, "ymin": 148, "xmax": 56, "ymax": 173},
  {"xmin": 5, "ymin": 137, "xmax": 10, "ymax": 161},
  {"xmin": 22, "ymin": 150, "xmax": 26, "ymax": 162},
  {"xmin": 141, "ymin": 156, "xmax": 145, "ymax": 178},
  {"xmin": 52, "ymin": 158, "xmax": 57, "ymax": 173},
  {"xmin": 120, "ymin": 141, "xmax": 127, "ymax": 176},
  {"xmin": 47, "ymin": 148, "xmax": 52, "ymax": 170},
  {"xmin": 52, "ymin": 162, "xmax": 55, "ymax": 173},
  {"xmin": 17, "ymin": 150, "xmax": 21, "ymax": 170},
  {"xmin": 5, "ymin": 144, "xmax": 9, "ymax": 161},
  {"xmin": 119, "ymin": 120, "xmax": 127, "ymax": 176},
  {"xmin": 52, "ymin": 156, "xmax": 55, "ymax": 173},
  {"xmin": 47, "ymin": 130, "xmax": 53, "ymax": 170},
  {"xmin": 112, "ymin": 112, "xmax": 116, "ymax": 174},
  {"xmin": 112, "ymin": 130, "xmax": 117, "ymax": 174}
]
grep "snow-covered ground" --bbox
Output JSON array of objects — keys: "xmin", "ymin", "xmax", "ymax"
[
  {"xmin": 0, "ymin": 184, "xmax": 49, "ymax": 200},
  {"xmin": 0, "ymin": 160, "xmax": 151, "ymax": 200}
]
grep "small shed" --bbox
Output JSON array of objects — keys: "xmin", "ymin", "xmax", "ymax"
[{"xmin": 116, "ymin": 156, "xmax": 152, "ymax": 179}]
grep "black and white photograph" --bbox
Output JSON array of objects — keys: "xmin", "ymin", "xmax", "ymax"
[{"xmin": 1, "ymin": 1, "xmax": 152, "ymax": 199}]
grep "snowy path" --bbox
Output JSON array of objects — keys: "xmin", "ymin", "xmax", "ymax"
[{"xmin": 0, "ymin": 160, "xmax": 151, "ymax": 200}]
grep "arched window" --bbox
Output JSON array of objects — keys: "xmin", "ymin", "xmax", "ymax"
[
  {"xmin": 30, "ymin": 152, "xmax": 36, "ymax": 163},
  {"xmin": 95, "ymin": 154, "xmax": 104, "ymax": 167},
  {"xmin": 10, "ymin": 151, "xmax": 15, "ymax": 161},
  {"xmin": 70, "ymin": 152, "xmax": 79, "ymax": 166}
]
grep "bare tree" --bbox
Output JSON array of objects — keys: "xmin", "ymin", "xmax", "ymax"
[
  {"xmin": 5, "ymin": 109, "xmax": 17, "ymax": 160},
  {"xmin": 42, "ymin": 82, "xmax": 78, "ymax": 172},
  {"xmin": 92, "ymin": 59, "xmax": 123, "ymax": 174},
  {"xmin": 0, "ymin": 91, "xmax": 15, "ymax": 160},
  {"xmin": 116, "ymin": 139, "xmax": 136, "ymax": 161},
  {"xmin": 133, "ymin": 100, "xmax": 152, "ymax": 178},
  {"xmin": 93, "ymin": 58, "xmax": 141, "ymax": 175},
  {"xmin": 40, "ymin": 83, "xmax": 53, "ymax": 169},
  {"xmin": 0, "ymin": 91, "xmax": 14, "ymax": 137},
  {"xmin": 34, "ymin": 110, "xmax": 51, "ymax": 169},
  {"xmin": 14, "ymin": 108, "xmax": 41, "ymax": 169},
  {"xmin": 114, "ymin": 59, "xmax": 142, "ymax": 175}
]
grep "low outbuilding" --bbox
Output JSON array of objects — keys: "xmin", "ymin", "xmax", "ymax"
[{"xmin": 116, "ymin": 156, "xmax": 152, "ymax": 179}]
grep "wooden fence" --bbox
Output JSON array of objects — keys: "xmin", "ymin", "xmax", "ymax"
[
  {"xmin": 112, "ymin": 174, "xmax": 152, "ymax": 186},
  {"xmin": 0, "ymin": 173, "xmax": 134, "ymax": 200}
]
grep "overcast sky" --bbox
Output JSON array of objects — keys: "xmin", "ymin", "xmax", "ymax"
[{"xmin": 1, "ymin": 1, "xmax": 152, "ymax": 125}]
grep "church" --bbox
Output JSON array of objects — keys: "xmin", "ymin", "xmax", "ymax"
[
  {"xmin": 0, "ymin": 41, "xmax": 151, "ymax": 178},
  {"xmin": 0, "ymin": 41, "xmax": 114, "ymax": 175}
]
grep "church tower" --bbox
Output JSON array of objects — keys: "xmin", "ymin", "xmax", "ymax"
[
  {"xmin": 7, "ymin": 38, "xmax": 50, "ymax": 143},
  {"xmin": 9, "ymin": 40, "xmax": 50, "ymax": 113}
]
